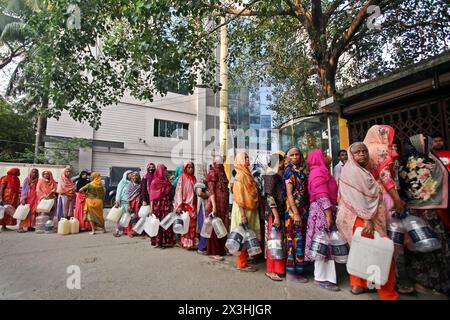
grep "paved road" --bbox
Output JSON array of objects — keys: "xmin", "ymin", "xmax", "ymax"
[{"xmin": 0, "ymin": 214, "xmax": 447, "ymax": 300}]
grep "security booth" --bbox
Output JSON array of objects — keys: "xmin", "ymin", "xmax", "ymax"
[{"xmin": 278, "ymin": 112, "xmax": 341, "ymax": 170}]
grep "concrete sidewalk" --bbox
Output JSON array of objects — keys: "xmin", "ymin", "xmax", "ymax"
[{"xmin": 0, "ymin": 218, "xmax": 447, "ymax": 300}]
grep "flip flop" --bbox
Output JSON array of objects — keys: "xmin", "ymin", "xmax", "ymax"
[
  {"xmin": 237, "ymin": 266, "xmax": 257, "ymax": 272},
  {"xmin": 266, "ymin": 272, "xmax": 283, "ymax": 281},
  {"xmin": 314, "ymin": 281, "xmax": 341, "ymax": 292},
  {"xmin": 210, "ymin": 256, "xmax": 225, "ymax": 261},
  {"xmin": 350, "ymin": 287, "xmax": 376, "ymax": 295}
]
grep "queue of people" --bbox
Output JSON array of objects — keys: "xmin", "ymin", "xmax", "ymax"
[{"xmin": 1, "ymin": 126, "xmax": 450, "ymax": 299}]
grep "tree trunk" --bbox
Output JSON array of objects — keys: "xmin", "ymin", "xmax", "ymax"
[
  {"xmin": 219, "ymin": 16, "xmax": 229, "ymax": 159},
  {"xmin": 318, "ymin": 61, "xmax": 337, "ymax": 99},
  {"xmin": 34, "ymin": 98, "xmax": 48, "ymax": 164}
]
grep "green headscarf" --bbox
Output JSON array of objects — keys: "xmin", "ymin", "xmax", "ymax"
[{"xmin": 172, "ymin": 164, "xmax": 183, "ymax": 190}]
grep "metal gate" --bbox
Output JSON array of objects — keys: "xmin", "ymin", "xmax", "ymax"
[{"xmin": 348, "ymin": 96, "xmax": 450, "ymax": 145}]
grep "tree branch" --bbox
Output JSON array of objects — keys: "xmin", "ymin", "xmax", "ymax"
[
  {"xmin": 324, "ymin": 0, "xmax": 346, "ymax": 23},
  {"xmin": 0, "ymin": 44, "xmax": 26, "ymax": 69}
]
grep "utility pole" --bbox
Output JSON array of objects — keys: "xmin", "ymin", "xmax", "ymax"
[{"xmin": 219, "ymin": 15, "xmax": 228, "ymax": 161}]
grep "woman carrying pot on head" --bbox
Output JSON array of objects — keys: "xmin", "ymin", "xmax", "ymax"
[
  {"xmin": 113, "ymin": 170, "xmax": 133, "ymax": 237},
  {"xmin": 399, "ymin": 134, "xmax": 450, "ymax": 296},
  {"xmin": 74, "ymin": 171, "xmax": 91, "ymax": 231},
  {"xmin": 336, "ymin": 142, "xmax": 398, "ymax": 300},
  {"xmin": 79, "ymin": 172, "xmax": 106, "ymax": 235},
  {"xmin": 305, "ymin": 149, "xmax": 340, "ymax": 291},
  {"xmin": 56, "ymin": 167, "xmax": 76, "ymax": 221},
  {"xmin": 263, "ymin": 151, "xmax": 287, "ymax": 281},
  {"xmin": 174, "ymin": 161, "xmax": 198, "ymax": 250},
  {"xmin": 231, "ymin": 152, "xmax": 260, "ymax": 272},
  {"xmin": 205, "ymin": 155, "xmax": 230, "ymax": 261},
  {"xmin": 18, "ymin": 168, "xmax": 39, "ymax": 233}
]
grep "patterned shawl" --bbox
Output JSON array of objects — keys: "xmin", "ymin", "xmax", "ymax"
[
  {"xmin": 127, "ymin": 172, "xmax": 142, "ymax": 201},
  {"xmin": 174, "ymin": 161, "xmax": 197, "ymax": 212}
]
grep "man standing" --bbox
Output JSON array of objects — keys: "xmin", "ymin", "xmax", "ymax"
[
  {"xmin": 432, "ymin": 134, "xmax": 450, "ymax": 232},
  {"xmin": 432, "ymin": 134, "xmax": 450, "ymax": 170},
  {"xmin": 333, "ymin": 149, "xmax": 348, "ymax": 182}
]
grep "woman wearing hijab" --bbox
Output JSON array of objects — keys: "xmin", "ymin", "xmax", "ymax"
[
  {"xmin": 195, "ymin": 164, "xmax": 209, "ymax": 255},
  {"xmin": 18, "ymin": 168, "xmax": 39, "ymax": 232},
  {"xmin": 0, "ymin": 168, "xmax": 21, "ymax": 229},
  {"xmin": 126, "ymin": 172, "xmax": 142, "ymax": 237},
  {"xmin": 36, "ymin": 171, "xmax": 57, "ymax": 218},
  {"xmin": 174, "ymin": 161, "xmax": 198, "ymax": 250},
  {"xmin": 231, "ymin": 152, "xmax": 260, "ymax": 272},
  {"xmin": 263, "ymin": 151, "xmax": 286, "ymax": 281},
  {"xmin": 56, "ymin": 167, "xmax": 76, "ymax": 221},
  {"xmin": 113, "ymin": 170, "xmax": 133, "ymax": 237},
  {"xmin": 337, "ymin": 142, "xmax": 398, "ymax": 300},
  {"xmin": 79, "ymin": 172, "xmax": 106, "ymax": 235},
  {"xmin": 399, "ymin": 134, "xmax": 450, "ymax": 296},
  {"xmin": 150, "ymin": 164, "xmax": 176, "ymax": 248},
  {"xmin": 141, "ymin": 163, "xmax": 156, "ymax": 206},
  {"xmin": 305, "ymin": 149, "xmax": 339, "ymax": 291},
  {"xmin": 206, "ymin": 155, "xmax": 230, "ymax": 260},
  {"xmin": 74, "ymin": 171, "xmax": 91, "ymax": 231},
  {"xmin": 282, "ymin": 147, "xmax": 309, "ymax": 283}
]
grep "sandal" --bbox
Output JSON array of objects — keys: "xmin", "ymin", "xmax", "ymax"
[
  {"xmin": 237, "ymin": 266, "xmax": 258, "ymax": 272},
  {"xmin": 397, "ymin": 286, "xmax": 415, "ymax": 295},
  {"xmin": 113, "ymin": 231, "xmax": 122, "ymax": 238},
  {"xmin": 266, "ymin": 272, "xmax": 283, "ymax": 281},
  {"xmin": 350, "ymin": 287, "xmax": 376, "ymax": 295},
  {"xmin": 17, "ymin": 228, "xmax": 26, "ymax": 233},
  {"xmin": 314, "ymin": 281, "xmax": 340, "ymax": 292},
  {"xmin": 209, "ymin": 256, "xmax": 224, "ymax": 261}
]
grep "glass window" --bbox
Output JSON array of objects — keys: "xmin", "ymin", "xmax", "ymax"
[{"xmin": 154, "ymin": 119, "xmax": 189, "ymax": 140}]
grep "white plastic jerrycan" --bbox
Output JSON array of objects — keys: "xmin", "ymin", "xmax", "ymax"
[
  {"xmin": 138, "ymin": 205, "xmax": 150, "ymax": 218},
  {"xmin": 119, "ymin": 212, "xmax": 131, "ymax": 228},
  {"xmin": 133, "ymin": 216, "xmax": 147, "ymax": 235},
  {"xmin": 144, "ymin": 214, "xmax": 160, "ymax": 237},
  {"xmin": 212, "ymin": 216, "xmax": 228, "ymax": 239},
  {"xmin": 107, "ymin": 207, "xmax": 123, "ymax": 223},
  {"xmin": 346, "ymin": 227, "xmax": 394, "ymax": 286},
  {"xmin": 58, "ymin": 218, "xmax": 71, "ymax": 235},
  {"xmin": 69, "ymin": 217, "xmax": 80, "ymax": 234},
  {"xmin": 160, "ymin": 211, "xmax": 176, "ymax": 230},
  {"xmin": 13, "ymin": 204, "xmax": 30, "ymax": 221},
  {"xmin": 173, "ymin": 212, "xmax": 190, "ymax": 235},
  {"xmin": 226, "ymin": 224, "xmax": 246, "ymax": 255},
  {"xmin": 200, "ymin": 216, "xmax": 213, "ymax": 239}
]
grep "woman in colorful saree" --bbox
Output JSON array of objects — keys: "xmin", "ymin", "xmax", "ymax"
[
  {"xmin": 113, "ymin": 170, "xmax": 133, "ymax": 237},
  {"xmin": 126, "ymin": 172, "xmax": 142, "ymax": 237},
  {"xmin": 282, "ymin": 147, "xmax": 309, "ymax": 283},
  {"xmin": 36, "ymin": 171, "xmax": 57, "ymax": 218},
  {"xmin": 150, "ymin": 164, "xmax": 176, "ymax": 248},
  {"xmin": 18, "ymin": 168, "xmax": 39, "ymax": 232},
  {"xmin": 305, "ymin": 149, "xmax": 340, "ymax": 291},
  {"xmin": 263, "ymin": 151, "xmax": 286, "ymax": 281},
  {"xmin": 0, "ymin": 168, "xmax": 20, "ymax": 229},
  {"xmin": 231, "ymin": 152, "xmax": 260, "ymax": 272},
  {"xmin": 206, "ymin": 155, "xmax": 230, "ymax": 261},
  {"xmin": 336, "ymin": 142, "xmax": 398, "ymax": 300},
  {"xmin": 79, "ymin": 172, "xmax": 106, "ymax": 235},
  {"xmin": 399, "ymin": 134, "xmax": 450, "ymax": 296},
  {"xmin": 74, "ymin": 171, "xmax": 91, "ymax": 231},
  {"xmin": 56, "ymin": 167, "xmax": 76, "ymax": 220},
  {"xmin": 0, "ymin": 168, "xmax": 21, "ymax": 229},
  {"xmin": 174, "ymin": 161, "xmax": 198, "ymax": 250}
]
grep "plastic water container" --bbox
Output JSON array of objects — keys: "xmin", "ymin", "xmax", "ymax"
[
  {"xmin": 200, "ymin": 216, "xmax": 213, "ymax": 239},
  {"xmin": 0, "ymin": 205, "xmax": 5, "ymax": 220},
  {"xmin": 347, "ymin": 227, "xmax": 394, "ymax": 286},
  {"xmin": 44, "ymin": 220, "xmax": 55, "ymax": 233},
  {"xmin": 119, "ymin": 212, "xmax": 131, "ymax": 228},
  {"xmin": 138, "ymin": 205, "xmax": 150, "ymax": 218},
  {"xmin": 160, "ymin": 211, "xmax": 176, "ymax": 230},
  {"xmin": 330, "ymin": 226, "xmax": 349, "ymax": 264},
  {"xmin": 144, "ymin": 214, "xmax": 160, "ymax": 237},
  {"xmin": 309, "ymin": 230, "xmax": 329, "ymax": 261},
  {"xmin": 173, "ymin": 212, "xmax": 190, "ymax": 235},
  {"xmin": 36, "ymin": 199, "xmax": 55, "ymax": 213},
  {"xmin": 226, "ymin": 224, "xmax": 246, "ymax": 255},
  {"xmin": 244, "ymin": 227, "xmax": 262, "ymax": 257},
  {"xmin": 69, "ymin": 217, "xmax": 80, "ymax": 234},
  {"xmin": 267, "ymin": 226, "xmax": 284, "ymax": 260},
  {"xmin": 402, "ymin": 214, "xmax": 441, "ymax": 253},
  {"xmin": 58, "ymin": 218, "xmax": 70, "ymax": 235},
  {"xmin": 107, "ymin": 207, "xmax": 123, "ymax": 223},
  {"xmin": 212, "ymin": 217, "xmax": 228, "ymax": 239},
  {"xmin": 13, "ymin": 204, "xmax": 30, "ymax": 221},
  {"xmin": 133, "ymin": 216, "xmax": 147, "ymax": 234},
  {"xmin": 35, "ymin": 215, "xmax": 49, "ymax": 234},
  {"xmin": 387, "ymin": 217, "xmax": 405, "ymax": 246}
]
